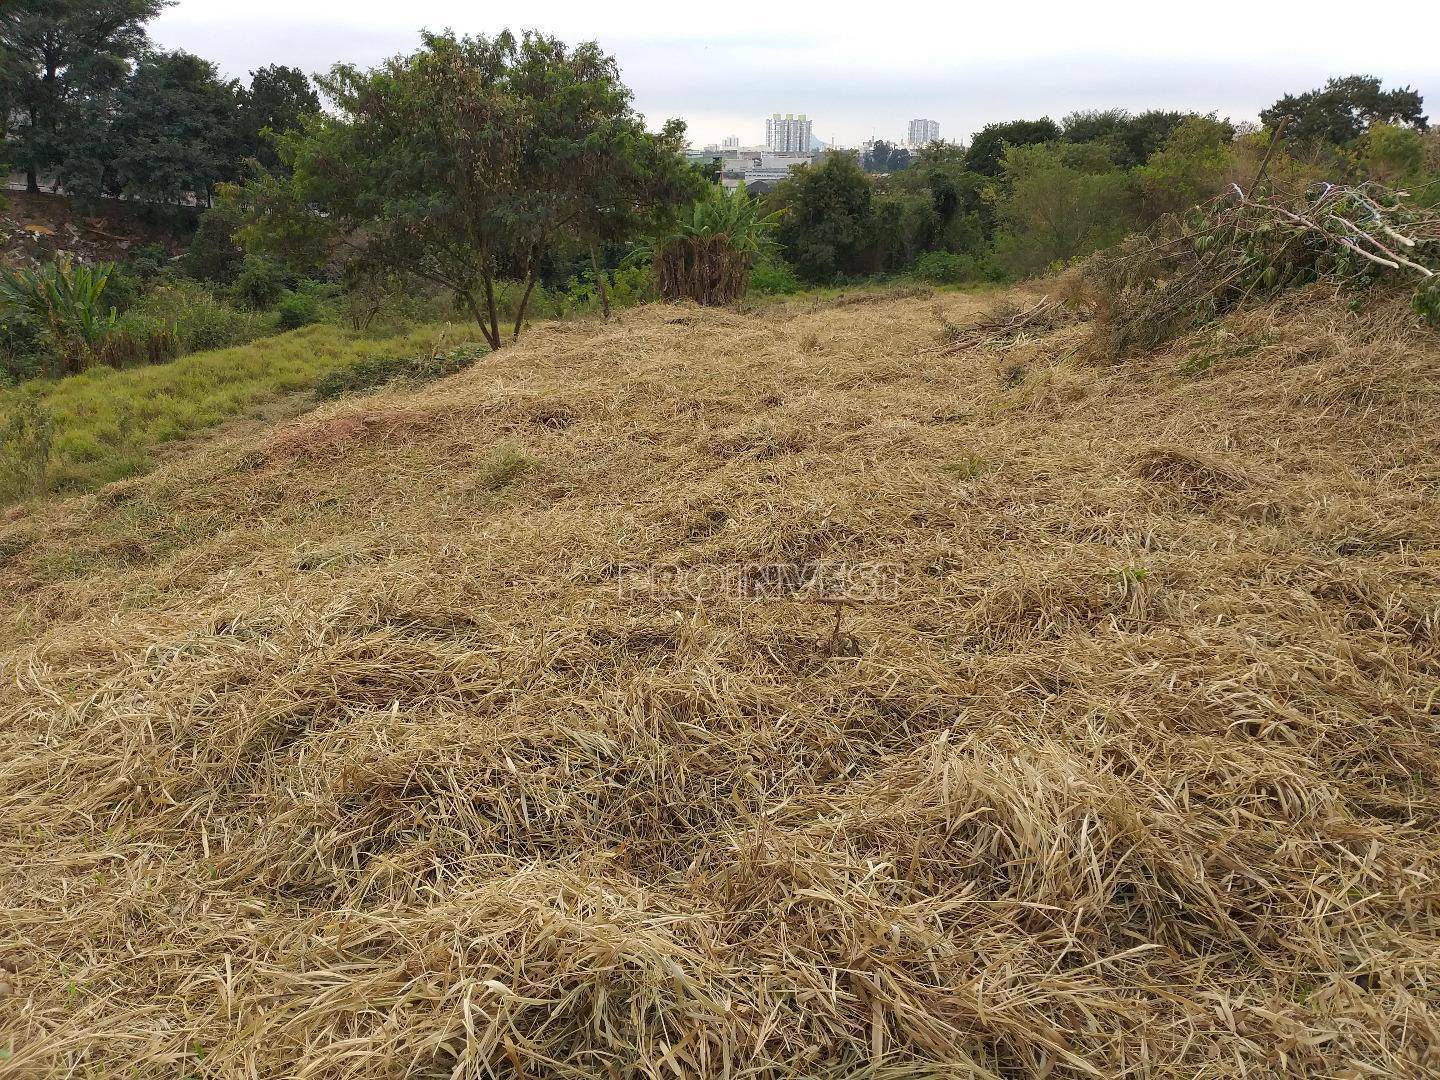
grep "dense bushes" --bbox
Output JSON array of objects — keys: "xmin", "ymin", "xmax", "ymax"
[
  {"xmin": 749, "ymin": 258, "xmax": 804, "ymax": 295},
  {"xmin": 118, "ymin": 281, "xmax": 269, "ymax": 355},
  {"xmin": 912, "ymin": 251, "xmax": 999, "ymax": 285},
  {"xmin": 275, "ymin": 289, "xmax": 320, "ymax": 329},
  {"xmin": 232, "ymin": 255, "xmax": 293, "ymax": 310}
]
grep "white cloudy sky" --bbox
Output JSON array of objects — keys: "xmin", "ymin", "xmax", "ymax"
[{"xmin": 152, "ymin": 1, "xmax": 1440, "ymax": 148}]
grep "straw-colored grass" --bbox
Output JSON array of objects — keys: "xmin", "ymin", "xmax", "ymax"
[{"xmin": 1, "ymin": 283, "xmax": 1438, "ymax": 1077}]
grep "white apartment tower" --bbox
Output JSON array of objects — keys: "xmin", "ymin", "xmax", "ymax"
[
  {"xmin": 766, "ymin": 113, "xmax": 813, "ymax": 154},
  {"xmin": 722, "ymin": 135, "xmax": 740, "ymax": 151},
  {"xmin": 908, "ymin": 118, "xmax": 941, "ymax": 148}
]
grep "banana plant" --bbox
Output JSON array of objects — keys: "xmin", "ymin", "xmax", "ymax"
[{"xmin": 0, "ymin": 256, "xmax": 119, "ymax": 375}]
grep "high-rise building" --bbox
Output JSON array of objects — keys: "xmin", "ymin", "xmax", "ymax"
[
  {"xmin": 908, "ymin": 118, "xmax": 941, "ymax": 148},
  {"xmin": 722, "ymin": 135, "xmax": 740, "ymax": 151},
  {"xmin": 766, "ymin": 113, "xmax": 813, "ymax": 154}
]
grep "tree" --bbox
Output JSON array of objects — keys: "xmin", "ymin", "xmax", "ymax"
[
  {"xmin": 868, "ymin": 188, "xmax": 935, "ymax": 270},
  {"xmin": 0, "ymin": 0, "xmax": 168, "ymax": 192},
  {"xmin": 1262, "ymin": 75, "xmax": 1427, "ymax": 146},
  {"xmin": 249, "ymin": 30, "xmax": 689, "ymax": 350},
  {"xmin": 768, "ymin": 153, "xmax": 875, "ymax": 282},
  {"xmin": 1062, "ymin": 109, "xmax": 1201, "ymax": 169},
  {"xmin": 889, "ymin": 141, "xmax": 993, "ymax": 255},
  {"xmin": 863, "ymin": 140, "xmax": 910, "ymax": 174},
  {"xmin": 1360, "ymin": 123, "xmax": 1426, "ymax": 184},
  {"xmin": 1132, "ymin": 115, "xmax": 1236, "ymax": 218},
  {"xmin": 963, "ymin": 117, "xmax": 1060, "ymax": 177},
  {"xmin": 236, "ymin": 65, "xmax": 320, "ymax": 172},
  {"xmin": 101, "ymin": 50, "xmax": 241, "ymax": 208},
  {"xmin": 991, "ymin": 142, "xmax": 1133, "ymax": 276}
]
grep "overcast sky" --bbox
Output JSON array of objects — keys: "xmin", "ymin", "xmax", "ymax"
[{"xmin": 152, "ymin": 1, "xmax": 1440, "ymax": 148}]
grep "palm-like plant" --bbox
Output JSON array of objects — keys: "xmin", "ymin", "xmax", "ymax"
[
  {"xmin": 634, "ymin": 186, "xmax": 780, "ymax": 305},
  {"xmin": 0, "ymin": 257, "xmax": 119, "ymax": 375}
]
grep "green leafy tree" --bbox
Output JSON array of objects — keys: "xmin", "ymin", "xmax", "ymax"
[
  {"xmin": 187, "ymin": 201, "xmax": 247, "ymax": 283},
  {"xmin": 863, "ymin": 140, "xmax": 910, "ymax": 174},
  {"xmin": 243, "ymin": 30, "xmax": 687, "ymax": 349},
  {"xmin": 885, "ymin": 141, "xmax": 993, "ymax": 255},
  {"xmin": 1360, "ymin": 122, "xmax": 1426, "ymax": 184},
  {"xmin": 768, "ymin": 153, "xmax": 876, "ymax": 282},
  {"xmin": 964, "ymin": 117, "xmax": 1060, "ymax": 177},
  {"xmin": 1261, "ymin": 75, "xmax": 1427, "ymax": 146},
  {"xmin": 1133, "ymin": 115, "xmax": 1236, "ymax": 218},
  {"xmin": 868, "ymin": 188, "xmax": 936, "ymax": 270},
  {"xmin": 991, "ymin": 142, "xmax": 1133, "ymax": 276},
  {"xmin": 499, "ymin": 36, "xmax": 699, "ymax": 326},
  {"xmin": 1062, "ymin": 109, "xmax": 1205, "ymax": 169},
  {"xmin": 100, "ymin": 50, "xmax": 241, "ymax": 208},
  {"xmin": 235, "ymin": 64, "xmax": 320, "ymax": 172},
  {"xmin": 0, "ymin": 0, "xmax": 168, "ymax": 192}
]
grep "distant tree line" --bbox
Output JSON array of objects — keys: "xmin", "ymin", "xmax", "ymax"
[
  {"xmin": 759, "ymin": 76, "xmax": 1432, "ymax": 285},
  {"xmin": 0, "ymin": 1, "xmax": 319, "ymax": 210}
]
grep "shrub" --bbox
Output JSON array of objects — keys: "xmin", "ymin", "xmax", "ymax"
[
  {"xmin": 93, "ymin": 325, "xmax": 183, "ymax": 368},
  {"xmin": 993, "ymin": 143, "xmax": 1135, "ymax": 277},
  {"xmin": 275, "ymin": 289, "xmax": 320, "ymax": 330},
  {"xmin": 0, "ymin": 319, "xmax": 51, "ymax": 384},
  {"xmin": 554, "ymin": 264, "xmax": 657, "ymax": 317},
  {"xmin": 912, "ymin": 251, "xmax": 991, "ymax": 285},
  {"xmin": 0, "ymin": 258, "xmax": 120, "ymax": 376},
  {"xmin": 187, "ymin": 203, "xmax": 246, "ymax": 283},
  {"xmin": 637, "ymin": 187, "xmax": 779, "ymax": 305},
  {"xmin": 119, "ymin": 281, "xmax": 268, "ymax": 355},
  {"xmin": 749, "ymin": 258, "xmax": 803, "ymax": 295},
  {"xmin": 231, "ymin": 256, "xmax": 293, "ymax": 311},
  {"xmin": 314, "ymin": 343, "xmax": 488, "ymax": 399}
]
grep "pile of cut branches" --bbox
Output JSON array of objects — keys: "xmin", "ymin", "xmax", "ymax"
[
  {"xmin": 1081, "ymin": 180, "xmax": 1440, "ymax": 358},
  {"xmin": 932, "ymin": 295, "xmax": 1086, "ymax": 354}
]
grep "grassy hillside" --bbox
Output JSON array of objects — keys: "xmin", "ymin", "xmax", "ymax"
[
  {"xmin": 1, "ymin": 321, "xmax": 475, "ymax": 497},
  {"xmin": 1, "ymin": 287, "xmax": 1438, "ymax": 1076}
]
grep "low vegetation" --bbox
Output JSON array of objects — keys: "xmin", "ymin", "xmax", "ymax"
[
  {"xmin": 0, "ymin": 322, "xmax": 472, "ymax": 497},
  {"xmin": 2, "ymin": 7, "xmax": 1438, "ymax": 1077},
  {"xmin": 1, "ymin": 283, "xmax": 1437, "ymax": 1076}
]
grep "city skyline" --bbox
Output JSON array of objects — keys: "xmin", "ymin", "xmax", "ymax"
[{"xmin": 149, "ymin": 1, "xmax": 1440, "ymax": 147}]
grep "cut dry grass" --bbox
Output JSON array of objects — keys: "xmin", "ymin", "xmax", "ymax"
[{"xmin": 0, "ymin": 284, "xmax": 1438, "ymax": 1077}]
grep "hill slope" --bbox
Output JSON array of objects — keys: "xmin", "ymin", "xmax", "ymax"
[{"xmin": 2, "ymin": 287, "xmax": 1439, "ymax": 1077}]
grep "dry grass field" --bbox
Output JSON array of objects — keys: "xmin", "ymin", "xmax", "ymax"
[{"xmin": 1, "ymin": 283, "xmax": 1439, "ymax": 1077}]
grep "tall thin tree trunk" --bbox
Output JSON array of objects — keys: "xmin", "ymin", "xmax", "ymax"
[
  {"xmin": 464, "ymin": 289, "xmax": 500, "ymax": 351},
  {"xmin": 512, "ymin": 270, "xmax": 539, "ymax": 341},
  {"xmin": 25, "ymin": 167, "xmax": 39, "ymax": 194},
  {"xmin": 482, "ymin": 276, "xmax": 502, "ymax": 351},
  {"xmin": 590, "ymin": 247, "xmax": 611, "ymax": 320}
]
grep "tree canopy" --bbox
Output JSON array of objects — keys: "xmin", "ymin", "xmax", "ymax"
[
  {"xmin": 247, "ymin": 29, "xmax": 696, "ymax": 349},
  {"xmin": 768, "ymin": 153, "xmax": 876, "ymax": 282},
  {"xmin": 862, "ymin": 140, "xmax": 910, "ymax": 174},
  {"xmin": 1262, "ymin": 75, "xmax": 1427, "ymax": 145},
  {"xmin": 236, "ymin": 65, "xmax": 320, "ymax": 172},
  {"xmin": 964, "ymin": 118, "xmax": 1061, "ymax": 176},
  {"xmin": 0, "ymin": 0, "xmax": 169, "ymax": 191}
]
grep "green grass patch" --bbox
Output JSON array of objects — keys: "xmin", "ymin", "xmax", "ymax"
[
  {"xmin": 941, "ymin": 454, "xmax": 992, "ymax": 480},
  {"xmin": 0, "ymin": 321, "xmax": 475, "ymax": 501},
  {"xmin": 314, "ymin": 342, "xmax": 489, "ymax": 400},
  {"xmin": 472, "ymin": 443, "xmax": 538, "ymax": 492}
]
